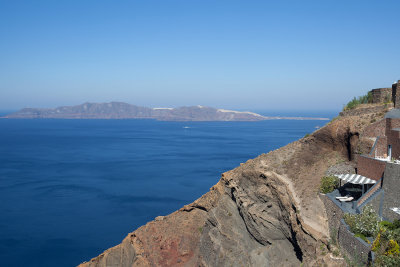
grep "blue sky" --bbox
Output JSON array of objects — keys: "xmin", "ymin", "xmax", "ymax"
[{"xmin": 0, "ymin": 0, "xmax": 399, "ymax": 111}]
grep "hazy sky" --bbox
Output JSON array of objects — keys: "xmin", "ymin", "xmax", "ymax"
[{"xmin": 1, "ymin": 0, "xmax": 399, "ymax": 111}]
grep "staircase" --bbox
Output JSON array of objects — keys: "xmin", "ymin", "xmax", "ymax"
[{"xmin": 356, "ymin": 178, "xmax": 382, "ymax": 208}]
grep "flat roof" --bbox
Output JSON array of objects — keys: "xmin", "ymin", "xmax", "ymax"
[{"xmin": 385, "ymin": 109, "xmax": 400, "ymax": 119}]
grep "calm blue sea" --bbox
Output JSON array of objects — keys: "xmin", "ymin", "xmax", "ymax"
[{"xmin": 0, "ymin": 112, "xmax": 336, "ymax": 266}]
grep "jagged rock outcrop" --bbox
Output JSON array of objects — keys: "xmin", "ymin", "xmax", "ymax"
[{"xmin": 79, "ymin": 104, "xmax": 388, "ymax": 267}]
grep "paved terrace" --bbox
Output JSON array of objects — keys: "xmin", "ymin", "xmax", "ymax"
[{"xmin": 326, "ymin": 189, "xmax": 359, "ymax": 214}]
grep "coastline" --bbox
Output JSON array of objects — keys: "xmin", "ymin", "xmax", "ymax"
[{"xmin": 0, "ymin": 116, "xmax": 330, "ymax": 121}]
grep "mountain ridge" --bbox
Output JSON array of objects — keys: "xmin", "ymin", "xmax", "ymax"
[{"xmin": 2, "ymin": 102, "xmax": 329, "ymax": 121}]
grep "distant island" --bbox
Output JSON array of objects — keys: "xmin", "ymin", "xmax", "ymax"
[{"xmin": 2, "ymin": 102, "xmax": 329, "ymax": 121}]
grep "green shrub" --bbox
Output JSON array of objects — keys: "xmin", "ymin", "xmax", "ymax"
[
  {"xmin": 343, "ymin": 92, "xmax": 373, "ymax": 111},
  {"xmin": 385, "ymin": 228, "xmax": 400, "ymax": 244},
  {"xmin": 379, "ymin": 220, "xmax": 400, "ymax": 243},
  {"xmin": 344, "ymin": 205, "xmax": 380, "ymax": 237},
  {"xmin": 380, "ymin": 220, "xmax": 393, "ymax": 229},
  {"xmin": 332, "ymin": 249, "xmax": 340, "ymax": 257},
  {"xmin": 319, "ymin": 176, "xmax": 339, "ymax": 194},
  {"xmin": 344, "ymin": 97, "xmax": 359, "ymax": 110},
  {"xmin": 392, "ymin": 220, "xmax": 400, "ymax": 229},
  {"xmin": 372, "ymin": 221, "xmax": 400, "ymax": 265},
  {"xmin": 354, "ymin": 233, "xmax": 370, "ymax": 244},
  {"xmin": 372, "ymin": 231, "xmax": 382, "ymax": 252},
  {"xmin": 375, "ymin": 255, "xmax": 400, "ymax": 267},
  {"xmin": 344, "ymin": 213, "xmax": 357, "ymax": 231},
  {"xmin": 386, "ymin": 240, "xmax": 400, "ymax": 256}
]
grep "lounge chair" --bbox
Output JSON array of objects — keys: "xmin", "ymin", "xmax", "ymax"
[
  {"xmin": 336, "ymin": 195, "xmax": 350, "ymax": 200},
  {"xmin": 339, "ymin": 197, "xmax": 354, "ymax": 202}
]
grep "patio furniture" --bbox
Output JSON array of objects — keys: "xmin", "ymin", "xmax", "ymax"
[
  {"xmin": 339, "ymin": 197, "xmax": 354, "ymax": 202},
  {"xmin": 336, "ymin": 195, "xmax": 351, "ymax": 200}
]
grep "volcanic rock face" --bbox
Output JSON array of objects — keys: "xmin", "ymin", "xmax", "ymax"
[{"xmin": 79, "ymin": 104, "xmax": 388, "ymax": 267}]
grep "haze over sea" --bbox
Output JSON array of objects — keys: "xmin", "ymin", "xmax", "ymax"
[{"xmin": 0, "ymin": 110, "xmax": 335, "ymax": 267}]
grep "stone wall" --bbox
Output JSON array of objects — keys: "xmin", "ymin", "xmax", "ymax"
[
  {"xmin": 371, "ymin": 88, "xmax": 392, "ymax": 104},
  {"xmin": 362, "ymin": 118, "xmax": 386, "ymax": 138},
  {"xmin": 338, "ymin": 220, "xmax": 372, "ymax": 265},
  {"xmin": 365, "ymin": 136, "xmax": 387, "ymax": 158},
  {"xmin": 374, "ymin": 136, "xmax": 388, "ymax": 157},
  {"xmin": 357, "ymin": 155, "xmax": 386, "ymax": 180},
  {"xmin": 381, "ymin": 163, "xmax": 400, "ymax": 221},
  {"xmin": 320, "ymin": 164, "xmax": 400, "ymax": 263},
  {"xmin": 321, "ymin": 194, "xmax": 373, "ymax": 265},
  {"xmin": 340, "ymin": 104, "xmax": 391, "ymax": 117},
  {"xmin": 320, "ymin": 194, "xmax": 344, "ymax": 237}
]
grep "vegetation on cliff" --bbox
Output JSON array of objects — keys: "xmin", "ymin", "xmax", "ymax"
[
  {"xmin": 344, "ymin": 205, "xmax": 400, "ymax": 266},
  {"xmin": 344, "ymin": 205, "xmax": 380, "ymax": 238},
  {"xmin": 343, "ymin": 92, "xmax": 373, "ymax": 111},
  {"xmin": 319, "ymin": 176, "xmax": 340, "ymax": 194},
  {"xmin": 373, "ymin": 220, "xmax": 400, "ymax": 266}
]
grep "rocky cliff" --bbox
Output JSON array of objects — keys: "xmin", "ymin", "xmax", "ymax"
[
  {"xmin": 3, "ymin": 102, "xmax": 328, "ymax": 121},
  {"xmin": 79, "ymin": 104, "xmax": 389, "ymax": 267}
]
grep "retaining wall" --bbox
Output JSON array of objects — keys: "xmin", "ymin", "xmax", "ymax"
[
  {"xmin": 321, "ymin": 194, "xmax": 373, "ymax": 265},
  {"xmin": 362, "ymin": 118, "xmax": 386, "ymax": 138},
  {"xmin": 320, "ymin": 194, "xmax": 344, "ymax": 236},
  {"xmin": 371, "ymin": 88, "xmax": 392, "ymax": 104},
  {"xmin": 338, "ymin": 219, "xmax": 372, "ymax": 265},
  {"xmin": 339, "ymin": 104, "xmax": 391, "ymax": 117}
]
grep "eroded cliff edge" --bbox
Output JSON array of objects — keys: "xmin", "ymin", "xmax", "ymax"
[{"xmin": 79, "ymin": 104, "xmax": 390, "ymax": 267}]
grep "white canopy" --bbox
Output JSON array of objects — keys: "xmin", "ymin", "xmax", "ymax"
[{"xmin": 334, "ymin": 174, "xmax": 377, "ymax": 185}]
